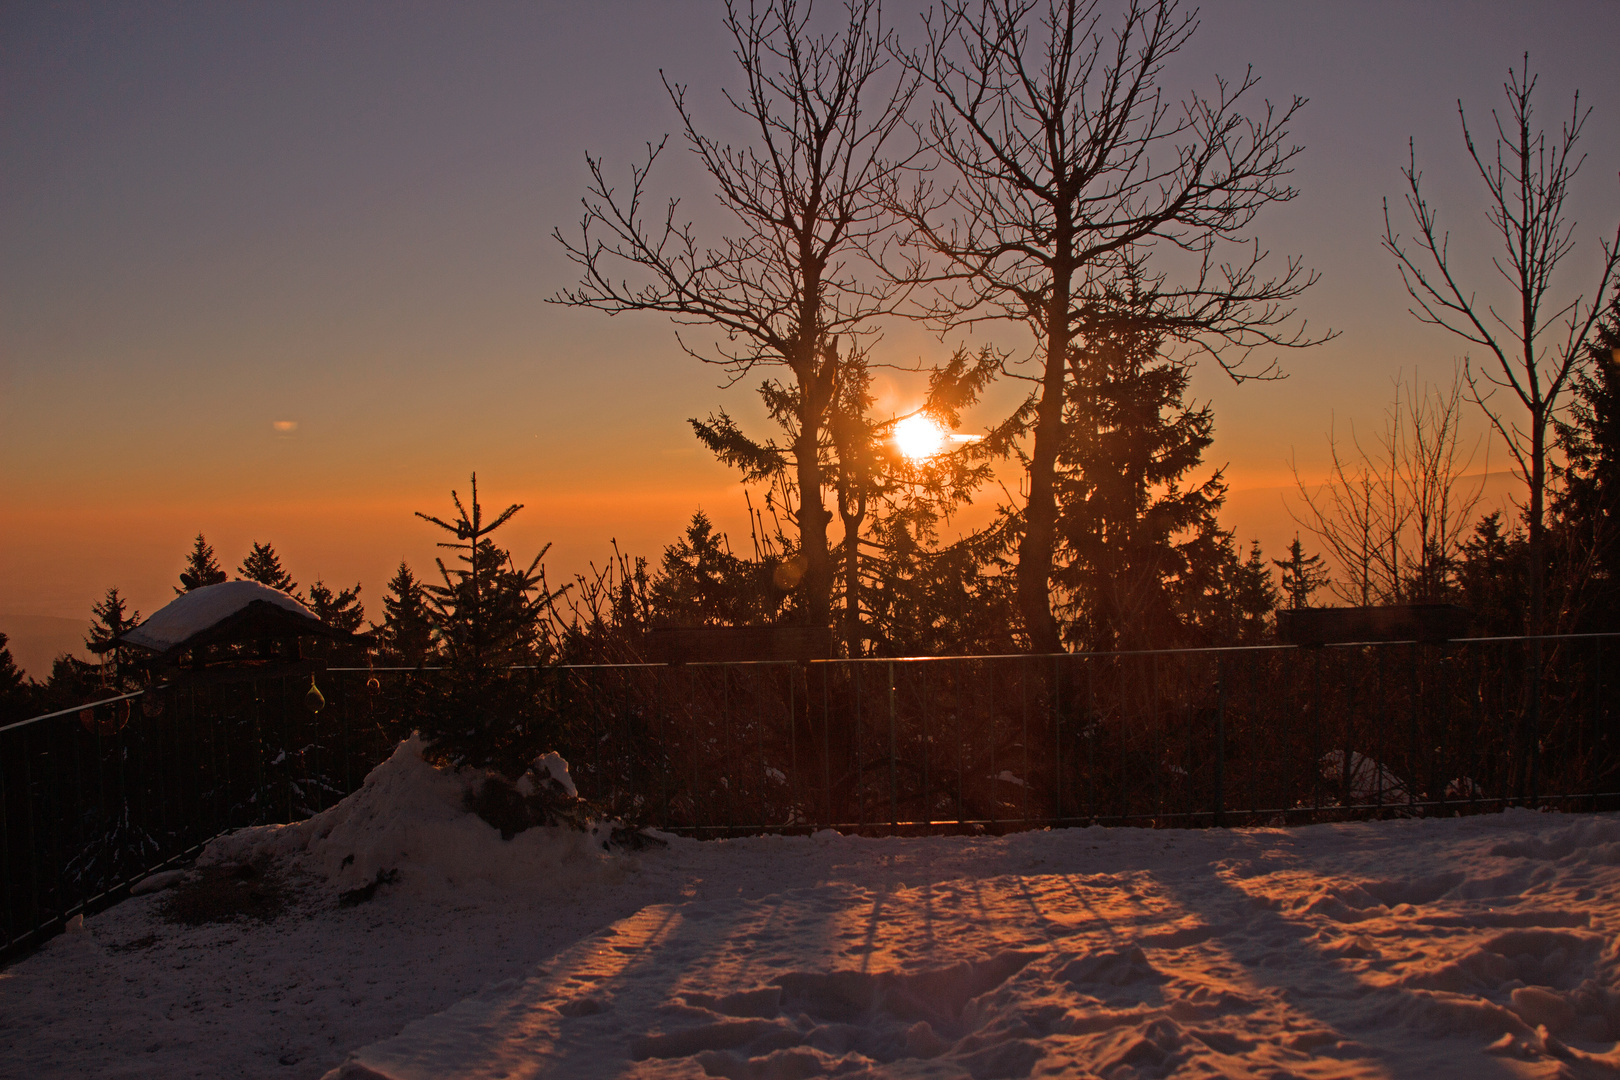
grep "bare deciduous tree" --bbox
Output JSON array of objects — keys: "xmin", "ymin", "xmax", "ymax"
[
  {"xmin": 1382, "ymin": 58, "xmax": 1620, "ymax": 632},
  {"xmin": 1291, "ymin": 369, "xmax": 1485, "ymax": 606},
  {"xmin": 902, "ymin": 0, "xmax": 1326, "ymax": 653},
  {"xmin": 554, "ymin": 0, "xmax": 920, "ymax": 633}
]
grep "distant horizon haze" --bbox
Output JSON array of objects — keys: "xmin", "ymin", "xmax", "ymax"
[{"xmin": 4, "ymin": 1, "xmax": 1616, "ymax": 674}]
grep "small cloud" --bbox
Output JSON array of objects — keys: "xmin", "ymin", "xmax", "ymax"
[{"xmin": 273, "ymin": 420, "xmax": 298, "ymax": 434}]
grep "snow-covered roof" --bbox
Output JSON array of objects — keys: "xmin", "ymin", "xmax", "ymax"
[{"xmin": 120, "ymin": 580, "xmax": 322, "ymax": 654}]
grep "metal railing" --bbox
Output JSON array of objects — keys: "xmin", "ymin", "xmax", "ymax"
[
  {"xmin": 3, "ymin": 633, "xmax": 1615, "ymax": 961},
  {"xmin": 0, "ymin": 671, "xmax": 401, "ymax": 961}
]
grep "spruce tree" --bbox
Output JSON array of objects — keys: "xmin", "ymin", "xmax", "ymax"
[
  {"xmin": 0, "ymin": 631, "xmax": 30, "ymax": 721},
  {"xmin": 1455, "ymin": 513, "xmax": 1527, "ymax": 636},
  {"xmin": 0, "ymin": 632, "xmax": 23, "ymax": 695},
  {"xmin": 306, "ymin": 580, "xmax": 364, "ymax": 633},
  {"xmin": 305, "ymin": 579, "xmax": 365, "ymax": 663},
  {"xmin": 238, "ymin": 541, "xmax": 297, "ymax": 595},
  {"xmin": 1052, "ymin": 305, "xmax": 1229, "ymax": 651},
  {"xmin": 177, "ymin": 533, "xmax": 227, "ymax": 593},
  {"xmin": 417, "ymin": 476, "xmax": 548, "ymax": 672},
  {"xmin": 1553, "ymin": 292, "xmax": 1620, "ymax": 633},
  {"xmin": 647, "ymin": 512, "xmax": 784, "ymax": 628},
  {"xmin": 375, "ymin": 563, "xmax": 435, "ymax": 666},
  {"xmin": 1231, "ymin": 540, "xmax": 1279, "ymax": 642},
  {"xmin": 1273, "ymin": 535, "xmax": 1331, "ymax": 611},
  {"xmin": 85, "ymin": 587, "xmax": 141, "ymax": 687},
  {"xmin": 414, "ymin": 475, "xmax": 559, "ymax": 773}
]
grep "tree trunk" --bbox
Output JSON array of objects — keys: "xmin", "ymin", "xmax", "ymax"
[
  {"xmin": 798, "ymin": 445, "xmax": 833, "ymax": 632},
  {"xmin": 1018, "ymin": 388, "xmax": 1065, "ymax": 655},
  {"xmin": 840, "ymin": 503, "xmax": 864, "ymax": 656},
  {"xmin": 1016, "ymin": 247, "xmax": 1074, "ymax": 656}
]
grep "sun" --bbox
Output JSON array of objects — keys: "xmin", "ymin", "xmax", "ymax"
[{"xmin": 893, "ymin": 414, "xmax": 948, "ymax": 462}]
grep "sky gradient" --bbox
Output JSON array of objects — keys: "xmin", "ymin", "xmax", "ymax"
[{"xmin": 4, "ymin": 1, "xmax": 1618, "ymax": 675}]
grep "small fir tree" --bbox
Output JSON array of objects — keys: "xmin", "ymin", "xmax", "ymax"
[
  {"xmin": 306, "ymin": 580, "xmax": 365, "ymax": 633},
  {"xmin": 239, "ymin": 542, "xmax": 297, "ymax": 595},
  {"xmin": 417, "ymin": 476, "xmax": 549, "ymax": 672},
  {"xmin": 1231, "ymin": 540, "xmax": 1279, "ymax": 642},
  {"xmin": 414, "ymin": 475, "xmax": 561, "ymax": 773},
  {"xmin": 85, "ymin": 587, "xmax": 141, "ymax": 687},
  {"xmin": 375, "ymin": 562, "xmax": 435, "ymax": 666},
  {"xmin": 1455, "ymin": 512, "xmax": 1528, "ymax": 636},
  {"xmin": 306, "ymin": 579, "xmax": 366, "ymax": 663},
  {"xmin": 647, "ymin": 511, "xmax": 786, "ymax": 628},
  {"xmin": 0, "ymin": 631, "xmax": 31, "ymax": 721},
  {"xmin": 1274, "ymin": 535, "xmax": 1331, "ymax": 611},
  {"xmin": 177, "ymin": 533, "xmax": 228, "ymax": 593}
]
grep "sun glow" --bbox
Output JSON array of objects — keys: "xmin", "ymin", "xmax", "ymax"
[{"xmin": 893, "ymin": 414, "xmax": 949, "ymax": 461}]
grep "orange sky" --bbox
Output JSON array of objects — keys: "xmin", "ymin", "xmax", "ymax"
[{"xmin": 3, "ymin": 2, "xmax": 1616, "ymax": 676}]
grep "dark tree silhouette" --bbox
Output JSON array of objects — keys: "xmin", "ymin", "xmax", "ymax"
[
  {"xmin": 416, "ymin": 474, "xmax": 553, "ymax": 672},
  {"xmin": 648, "ymin": 511, "xmax": 790, "ymax": 628},
  {"xmin": 1051, "ymin": 305, "xmax": 1229, "ymax": 650},
  {"xmin": 1552, "ymin": 291, "xmax": 1620, "ymax": 632},
  {"xmin": 0, "ymin": 632, "xmax": 32, "ymax": 721},
  {"xmin": 306, "ymin": 580, "xmax": 365, "ymax": 633},
  {"xmin": 695, "ymin": 340, "xmax": 1013, "ymax": 655},
  {"xmin": 85, "ymin": 587, "xmax": 141, "ymax": 687},
  {"xmin": 238, "ymin": 541, "xmax": 297, "ymax": 595},
  {"xmin": 556, "ymin": 0, "xmax": 921, "ymax": 636},
  {"xmin": 1455, "ymin": 512, "xmax": 1527, "ymax": 637},
  {"xmin": 1231, "ymin": 540, "xmax": 1278, "ymax": 642},
  {"xmin": 413, "ymin": 476, "xmax": 563, "ymax": 772},
  {"xmin": 177, "ymin": 533, "xmax": 227, "ymax": 593},
  {"xmin": 374, "ymin": 562, "xmax": 436, "ymax": 666},
  {"xmin": 902, "ymin": 0, "xmax": 1326, "ymax": 652},
  {"xmin": 1273, "ymin": 535, "xmax": 1330, "ymax": 611},
  {"xmin": 1382, "ymin": 58, "xmax": 1620, "ymax": 634},
  {"xmin": 1290, "ymin": 370, "xmax": 1483, "ymax": 606}
]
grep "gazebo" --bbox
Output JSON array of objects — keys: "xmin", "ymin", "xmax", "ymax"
[{"xmin": 116, "ymin": 580, "xmax": 359, "ymax": 673}]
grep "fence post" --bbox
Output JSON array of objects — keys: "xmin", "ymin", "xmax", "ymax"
[
  {"xmin": 1021, "ymin": 656, "xmax": 1031, "ymax": 825},
  {"xmin": 1409, "ymin": 645, "xmax": 1420, "ymax": 815},
  {"xmin": 1053, "ymin": 654, "xmax": 1063, "ymax": 824},
  {"xmin": 855, "ymin": 663, "xmax": 864, "ymax": 831},
  {"xmin": 789, "ymin": 665, "xmax": 799, "ymax": 830},
  {"xmin": 1151, "ymin": 652, "xmax": 1162, "ymax": 824},
  {"xmin": 820, "ymin": 664, "xmax": 832, "ymax": 829},
  {"xmin": 1214, "ymin": 655, "xmax": 1226, "ymax": 829},
  {"xmin": 920, "ymin": 663, "xmax": 930, "ymax": 828},
  {"xmin": 0, "ymin": 735, "xmax": 12, "ymax": 948},
  {"xmin": 21, "ymin": 726, "xmax": 41, "ymax": 937},
  {"xmin": 1528, "ymin": 637, "xmax": 1543, "ymax": 805},
  {"xmin": 888, "ymin": 660, "xmax": 898, "ymax": 829},
  {"xmin": 956, "ymin": 659, "xmax": 965, "ymax": 825},
  {"xmin": 1311, "ymin": 650, "xmax": 1323, "ymax": 815}
]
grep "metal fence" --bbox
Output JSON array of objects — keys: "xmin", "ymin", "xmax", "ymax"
[
  {"xmin": 3, "ymin": 633, "xmax": 1616, "ymax": 961},
  {"xmin": 0, "ymin": 671, "xmax": 400, "ymax": 961}
]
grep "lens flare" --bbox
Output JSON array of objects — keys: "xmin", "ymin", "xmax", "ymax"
[{"xmin": 894, "ymin": 414, "xmax": 948, "ymax": 461}]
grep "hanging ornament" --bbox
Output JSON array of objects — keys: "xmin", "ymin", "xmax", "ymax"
[
  {"xmin": 304, "ymin": 676, "xmax": 326, "ymax": 714},
  {"xmin": 141, "ymin": 690, "xmax": 165, "ymax": 718}
]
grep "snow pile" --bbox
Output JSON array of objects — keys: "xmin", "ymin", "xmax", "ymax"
[
  {"xmin": 202, "ymin": 735, "xmax": 619, "ymax": 900},
  {"xmin": 121, "ymin": 580, "xmax": 318, "ymax": 653}
]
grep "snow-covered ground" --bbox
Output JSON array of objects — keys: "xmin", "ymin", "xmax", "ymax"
[{"xmin": 5, "ymin": 739, "xmax": 1620, "ymax": 1079}]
